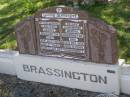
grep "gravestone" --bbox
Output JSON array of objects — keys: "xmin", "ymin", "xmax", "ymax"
[{"xmin": 15, "ymin": 6, "xmax": 118, "ymax": 64}]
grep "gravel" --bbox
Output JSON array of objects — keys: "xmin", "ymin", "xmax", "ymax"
[{"xmin": 0, "ymin": 74, "xmax": 129, "ymax": 97}]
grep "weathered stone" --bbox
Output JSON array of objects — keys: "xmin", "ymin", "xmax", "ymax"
[
  {"xmin": 15, "ymin": 16, "xmax": 37, "ymax": 55},
  {"xmin": 15, "ymin": 6, "xmax": 118, "ymax": 64},
  {"xmin": 88, "ymin": 18, "xmax": 118, "ymax": 63}
]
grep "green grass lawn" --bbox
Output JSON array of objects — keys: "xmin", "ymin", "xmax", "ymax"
[{"xmin": 0, "ymin": 0, "xmax": 130, "ymax": 62}]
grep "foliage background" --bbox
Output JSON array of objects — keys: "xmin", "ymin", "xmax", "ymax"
[{"xmin": 0, "ymin": 0, "xmax": 130, "ymax": 62}]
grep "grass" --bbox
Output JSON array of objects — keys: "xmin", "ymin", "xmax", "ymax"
[{"xmin": 0, "ymin": 0, "xmax": 130, "ymax": 62}]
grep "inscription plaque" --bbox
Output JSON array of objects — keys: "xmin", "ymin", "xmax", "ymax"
[
  {"xmin": 35, "ymin": 7, "xmax": 89, "ymax": 60},
  {"xmin": 15, "ymin": 6, "xmax": 118, "ymax": 64}
]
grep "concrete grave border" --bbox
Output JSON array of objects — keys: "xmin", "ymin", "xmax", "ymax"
[{"xmin": 0, "ymin": 49, "xmax": 129, "ymax": 95}]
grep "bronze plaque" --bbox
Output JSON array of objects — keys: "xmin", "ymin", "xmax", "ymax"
[
  {"xmin": 35, "ymin": 7, "xmax": 89, "ymax": 60},
  {"xmin": 15, "ymin": 6, "xmax": 118, "ymax": 64}
]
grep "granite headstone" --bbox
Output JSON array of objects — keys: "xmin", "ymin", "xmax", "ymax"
[{"xmin": 15, "ymin": 6, "xmax": 118, "ymax": 64}]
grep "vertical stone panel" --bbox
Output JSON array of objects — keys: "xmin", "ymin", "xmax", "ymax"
[
  {"xmin": 15, "ymin": 16, "xmax": 36, "ymax": 55},
  {"xmin": 100, "ymin": 30, "xmax": 112, "ymax": 63},
  {"xmin": 88, "ymin": 21, "xmax": 100, "ymax": 62},
  {"xmin": 99, "ymin": 23, "xmax": 118, "ymax": 64},
  {"xmin": 110, "ymin": 26, "xmax": 118, "ymax": 64},
  {"xmin": 88, "ymin": 18, "xmax": 118, "ymax": 64}
]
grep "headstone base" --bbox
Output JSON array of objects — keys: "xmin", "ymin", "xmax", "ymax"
[
  {"xmin": 0, "ymin": 50, "xmax": 130, "ymax": 95},
  {"xmin": 15, "ymin": 54, "xmax": 122, "ymax": 95}
]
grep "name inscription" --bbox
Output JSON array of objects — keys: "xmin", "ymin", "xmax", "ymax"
[
  {"xmin": 42, "ymin": 13, "xmax": 79, "ymax": 19},
  {"xmin": 23, "ymin": 64, "xmax": 107, "ymax": 84}
]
